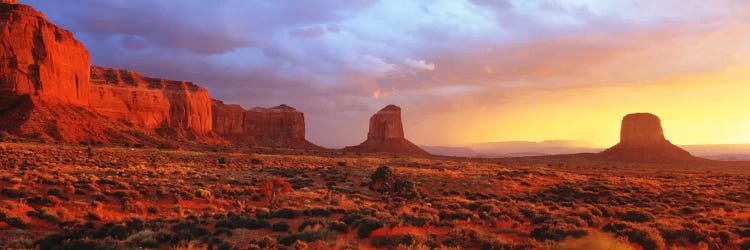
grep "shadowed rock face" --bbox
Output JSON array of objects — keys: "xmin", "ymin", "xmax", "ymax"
[
  {"xmin": 212, "ymin": 100, "xmax": 321, "ymax": 149},
  {"xmin": 0, "ymin": 2, "xmax": 90, "ymax": 106},
  {"xmin": 345, "ymin": 105, "xmax": 428, "ymax": 155},
  {"xmin": 619, "ymin": 113, "xmax": 667, "ymax": 146},
  {"xmin": 368, "ymin": 104, "xmax": 405, "ymax": 140},
  {"xmin": 600, "ymin": 113, "xmax": 700, "ymax": 163}
]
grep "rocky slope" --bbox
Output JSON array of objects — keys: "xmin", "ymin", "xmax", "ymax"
[
  {"xmin": 89, "ymin": 66, "xmax": 217, "ymax": 141},
  {"xmin": 599, "ymin": 113, "xmax": 702, "ymax": 163},
  {"xmin": 345, "ymin": 105, "xmax": 428, "ymax": 155},
  {"xmin": 212, "ymin": 100, "xmax": 321, "ymax": 149}
]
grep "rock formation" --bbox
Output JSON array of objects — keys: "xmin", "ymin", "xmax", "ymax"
[
  {"xmin": 212, "ymin": 100, "xmax": 321, "ymax": 149},
  {"xmin": 0, "ymin": 95, "xmax": 175, "ymax": 145},
  {"xmin": 344, "ymin": 105, "xmax": 428, "ymax": 155},
  {"xmin": 0, "ymin": 1, "xmax": 90, "ymax": 106},
  {"xmin": 89, "ymin": 66, "xmax": 216, "ymax": 140},
  {"xmin": 599, "ymin": 113, "xmax": 701, "ymax": 163},
  {"xmin": 0, "ymin": 2, "xmax": 219, "ymax": 145}
]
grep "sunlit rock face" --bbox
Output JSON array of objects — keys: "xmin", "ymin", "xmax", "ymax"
[
  {"xmin": 212, "ymin": 100, "xmax": 322, "ymax": 149},
  {"xmin": 345, "ymin": 105, "xmax": 428, "ymax": 155},
  {"xmin": 599, "ymin": 113, "xmax": 700, "ymax": 163},
  {"xmin": 0, "ymin": 2, "xmax": 90, "ymax": 106},
  {"xmin": 89, "ymin": 66, "xmax": 215, "ymax": 139}
]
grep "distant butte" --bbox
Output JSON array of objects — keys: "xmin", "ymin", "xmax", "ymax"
[
  {"xmin": 212, "ymin": 100, "xmax": 322, "ymax": 149},
  {"xmin": 344, "ymin": 105, "xmax": 429, "ymax": 155},
  {"xmin": 599, "ymin": 113, "xmax": 703, "ymax": 163}
]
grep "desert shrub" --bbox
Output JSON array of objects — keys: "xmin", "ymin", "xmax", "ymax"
[
  {"xmin": 27, "ymin": 207, "xmax": 63, "ymax": 223},
  {"xmin": 47, "ymin": 188, "xmax": 63, "ymax": 197},
  {"xmin": 438, "ymin": 208, "xmax": 476, "ymax": 221},
  {"xmin": 621, "ymin": 210, "xmax": 655, "ymax": 223},
  {"xmin": 714, "ymin": 230, "xmax": 733, "ymax": 245},
  {"xmin": 5, "ymin": 237, "xmax": 34, "ymax": 249},
  {"xmin": 520, "ymin": 207, "xmax": 552, "ymax": 225},
  {"xmin": 571, "ymin": 209, "xmax": 600, "ymax": 226},
  {"xmin": 400, "ymin": 213, "xmax": 439, "ymax": 227},
  {"xmin": 655, "ymin": 223, "xmax": 709, "ymax": 246},
  {"xmin": 370, "ymin": 166, "xmax": 396, "ymax": 193},
  {"xmin": 371, "ymin": 234, "xmax": 431, "ymax": 248},
  {"xmin": 1, "ymin": 188, "xmax": 27, "ymax": 198},
  {"xmin": 740, "ymin": 239, "xmax": 750, "ymax": 250},
  {"xmin": 194, "ymin": 189, "xmax": 213, "ymax": 200},
  {"xmin": 259, "ymin": 178, "xmax": 293, "ymax": 209},
  {"xmin": 170, "ymin": 221, "xmax": 210, "ymax": 243},
  {"xmin": 299, "ymin": 219, "xmax": 326, "ymax": 232},
  {"xmin": 36, "ymin": 227, "xmax": 97, "ymax": 249},
  {"xmin": 357, "ymin": 218, "xmax": 384, "ymax": 238},
  {"xmin": 272, "ymin": 208, "xmax": 302, "ymax": 219},
  {"xmin": 328, "ymin": 221, "xmax": 349, "ymax": 233},
  {"xmin": 94, "ymin": 223, "xmax": 132, "ymax": 240},
  {"xmin": 530, "ymin": 223, "xmax": 588, "ymax": 242},
  {"xmin": 341, "ymin": 212, "xmax": 367, "ymax": 226},
  {"xmin": 442, "ymin": 228, "xmax": 485, "ymax": 248},
  {"xmin": 304, "ymin": 207, "xmax": 331, "ymax": 217},
  {"xmin": 271, "ymin": 221, "xmax": 290, "ymax": 232},
  {"xmin": 217, "ymin": 157, "xmax": 227, "ymax": 164},
  {"xmin": 278, "ymin": 229, "xmax": 334, "ymax": 245},
  {"xmin": 126, "ymin": 230, "xmax": 159, "ymax": 248},
  {"xmin": 553, "ymin": 231, "xmax": 633, "ymax": 250},
  {"xmin": 603, "ymin": 222, "xmax": 665, "ymax": 250},
  {"xmin": 215, "ymin": 216, "xmax": 269, "ymax": 230}
]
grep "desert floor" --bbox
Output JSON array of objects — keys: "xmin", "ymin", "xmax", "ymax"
[{"xmin": 0, "ymin": 142, "xmax": 748, "ymax": 249}]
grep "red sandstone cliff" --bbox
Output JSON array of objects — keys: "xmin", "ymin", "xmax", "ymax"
[
  {"xmin": 599, "ymin": 113, "xmax": 702, "ymax": 163},
  {"xmin": 89, "ymin": 66, "xmax": 216, "ymax": 140},
  {"xmin": 212, "ymin": 100, "xmax": 321, "ymax": 149},
  {"xmin": 344, "ymin": 105, "xmax": 428, "ymax": 155},
  {"xmin": 0, "ymin": 2, "xmax": 220, "ymax": 145},
  {"xmin": 0, "ymin": 1, "xmax": 90, "ymax": 106}
]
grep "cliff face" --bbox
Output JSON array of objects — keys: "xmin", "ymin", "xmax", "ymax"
[
  {"xmin": 345, "ymin": 105, "xmax": 428, "ymax": 155},
  {"xmin": 89, "ymin": 66, "xmax": 214, "ymax": 138},
  {"xmin": 212, "ymin": 101, "xmax": 321, "ymax": 149},
  {"xmin": 599, "ymin": 113, "xmax": 701, "ymax": 163},
  {"xmin": 0, "ymin": 1, "xmax": 321, "ymax": 148},
  {"xmin": 367, "ymin": 105, "xmax": 405, "ymax": 140},
  {"xmin": 0, "ymin": 2, "xmax": 90, "ymax": 106},
  {"xmin": 211, "ymin": 100, "xmax": 245, "ymax": 135}
]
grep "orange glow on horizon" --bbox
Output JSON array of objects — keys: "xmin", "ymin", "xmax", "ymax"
[{"xmin": 407, "ymin": 66, "xmax": 750, "ymax": 147}]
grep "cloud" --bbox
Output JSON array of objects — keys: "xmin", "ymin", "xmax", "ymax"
[
  {"xmin": 292, "ymin": 26, "xmax": 326, "ymax": 38},
  {"xmin": 18, "ymin": 0, "xmax": 750, "ymax": 146},
  {"xmin": 372, "ymin": 87, "xmax": 398, "ymax": 99},
  {"xmin": 404, "ymin": 59, "xmax": 435, "ymax": 71}
]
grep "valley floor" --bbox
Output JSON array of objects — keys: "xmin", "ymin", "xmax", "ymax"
[{"xmin": 0, "ymin": 142, "xmax": 748, "ymax": 249}]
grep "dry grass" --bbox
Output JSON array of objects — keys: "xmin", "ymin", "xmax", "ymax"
[{"xmin": 0, "ymin": 142, "xmax": 748, "ymax": 249}]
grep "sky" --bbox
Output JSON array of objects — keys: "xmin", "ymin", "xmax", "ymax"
[{"xmin": 22, "ymin": 0, "xmax": 750, "ymax": 148}]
